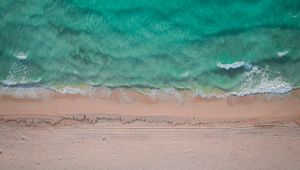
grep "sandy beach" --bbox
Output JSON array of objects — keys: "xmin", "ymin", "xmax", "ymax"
[
  {"xmin": 0, "ymin": 89, "xmax": 300, "ymax": 169},
  {"xmin": 2, "ymin": 1, "xmax": 300, "ymax": 169},
  {"xmin": 1, "ymin": 125, "xmax": 300, "ymax": 170}
]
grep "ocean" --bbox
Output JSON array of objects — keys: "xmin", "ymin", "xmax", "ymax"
[{"xmin": 0, "ymin": 0, "xmax": 300, "ymax": 97}]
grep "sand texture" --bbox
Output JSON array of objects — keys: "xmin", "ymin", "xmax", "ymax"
[{"xmin": 0, "ymin": 90, "xmax": 300, "ymax": 169}]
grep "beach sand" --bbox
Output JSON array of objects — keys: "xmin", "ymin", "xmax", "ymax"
[{"xmin": 0, "ymin": 89, "xmax": 300, "ymax": 169}]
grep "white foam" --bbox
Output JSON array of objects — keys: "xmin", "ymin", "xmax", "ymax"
[
  {"xmin": 217, "ymin": 61, "xmax": 252, "ymax": 70},
  {"xmin": 0, "ymin": 87, "xmax": 50, "ymax": 99},
  {"xmin": 195, "ymin": 90, "xmax": 229, "ymax": 99},
  {"xmin": 232, "ymin": 66, "xmax": 293, "ymax": 96},
  {"xmin": 0, "ymin": 85, "xmax": 98, "ymax": 99},
  {"xmin": 277, "ymin": 50, "xmax": 289, "ymax": 58},
  {"xmin": 2, "ymin": 60, "xmax": 31, "ymax": 85},
  {"xmin": 195, "ymin": 66, "xmax": 293, "ymax": 97},
  {"xmin": 1, "ymin": 78, "xmax": 41, "ymax": 86},
  {"xmin": 0, "ymin": 65, "xmax": 293, "ymax": 100},
  {"xmin": 53, "ymin": 86, "xmax": 96, "ymax": 96},
  {"xmin": 140, "ymin": 88, "xmax": 183, "ymax": 103},
  {"xmin": 15, "ymin": 52, "xmax": 27, "ymax": 60}
]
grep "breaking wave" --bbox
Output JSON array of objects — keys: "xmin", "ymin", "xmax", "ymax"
[
  {"xmin": 217, "ymin": 61, "xmax": 253, "ymax": 70},
  {"xmin": 232, "ymin": 66, "xmax": 293, "ymax": 96}
]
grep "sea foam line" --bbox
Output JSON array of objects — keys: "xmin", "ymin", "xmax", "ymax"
[
  {"xmin": 0, "ymin": 84, "xmax": 295, "ymax": 100},
  {"xmin": 0, "ymin": 65, "xmax": 295, "ymax": 99},
  {"xmin": 217, "ymin": 61, "xmax": 253, "ymax": 70}
]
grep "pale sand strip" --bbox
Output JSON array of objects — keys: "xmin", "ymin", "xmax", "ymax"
[{"xmin": 0, "ymin": 125, "xmax": 300, "ymax": 170}]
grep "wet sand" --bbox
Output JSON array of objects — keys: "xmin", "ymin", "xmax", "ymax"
[
  {"xmin": 0, "ymin": 89, "xmax": 300, "ymax": 169},
  {"xmin": 0, "ymin": 89, "xmax": 300, "ymax": 124}
]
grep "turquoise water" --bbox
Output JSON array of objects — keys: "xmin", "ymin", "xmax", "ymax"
[{"xmin": 0, "ymin": 0, "xmax": 300, "ymax": 96}]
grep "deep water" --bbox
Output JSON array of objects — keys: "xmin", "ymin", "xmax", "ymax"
[{"xmin": 0, "ymin": 0, "xmax": 300, "ymax": 96}]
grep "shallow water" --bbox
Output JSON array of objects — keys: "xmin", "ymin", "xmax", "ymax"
[{"xmin": 0, "ymin": 0, "xmax": 300, "ymax": 96}]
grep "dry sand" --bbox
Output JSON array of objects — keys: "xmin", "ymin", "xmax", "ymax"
[
  {"xmin": 1, "ymin": 125, "xmax": 300, "ymax": 170},
  {"xmin": 0, "ymin": 89, "xmax": 300, "ymax": 169}
]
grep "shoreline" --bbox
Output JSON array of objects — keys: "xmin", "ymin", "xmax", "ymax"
[
  {"xmin": 1, "ymin": 84, "xmax": 299, "ymax": 99},
  {"xmin": 0, "ymin": 88, "xmax": 300, "ymax": 128}
]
